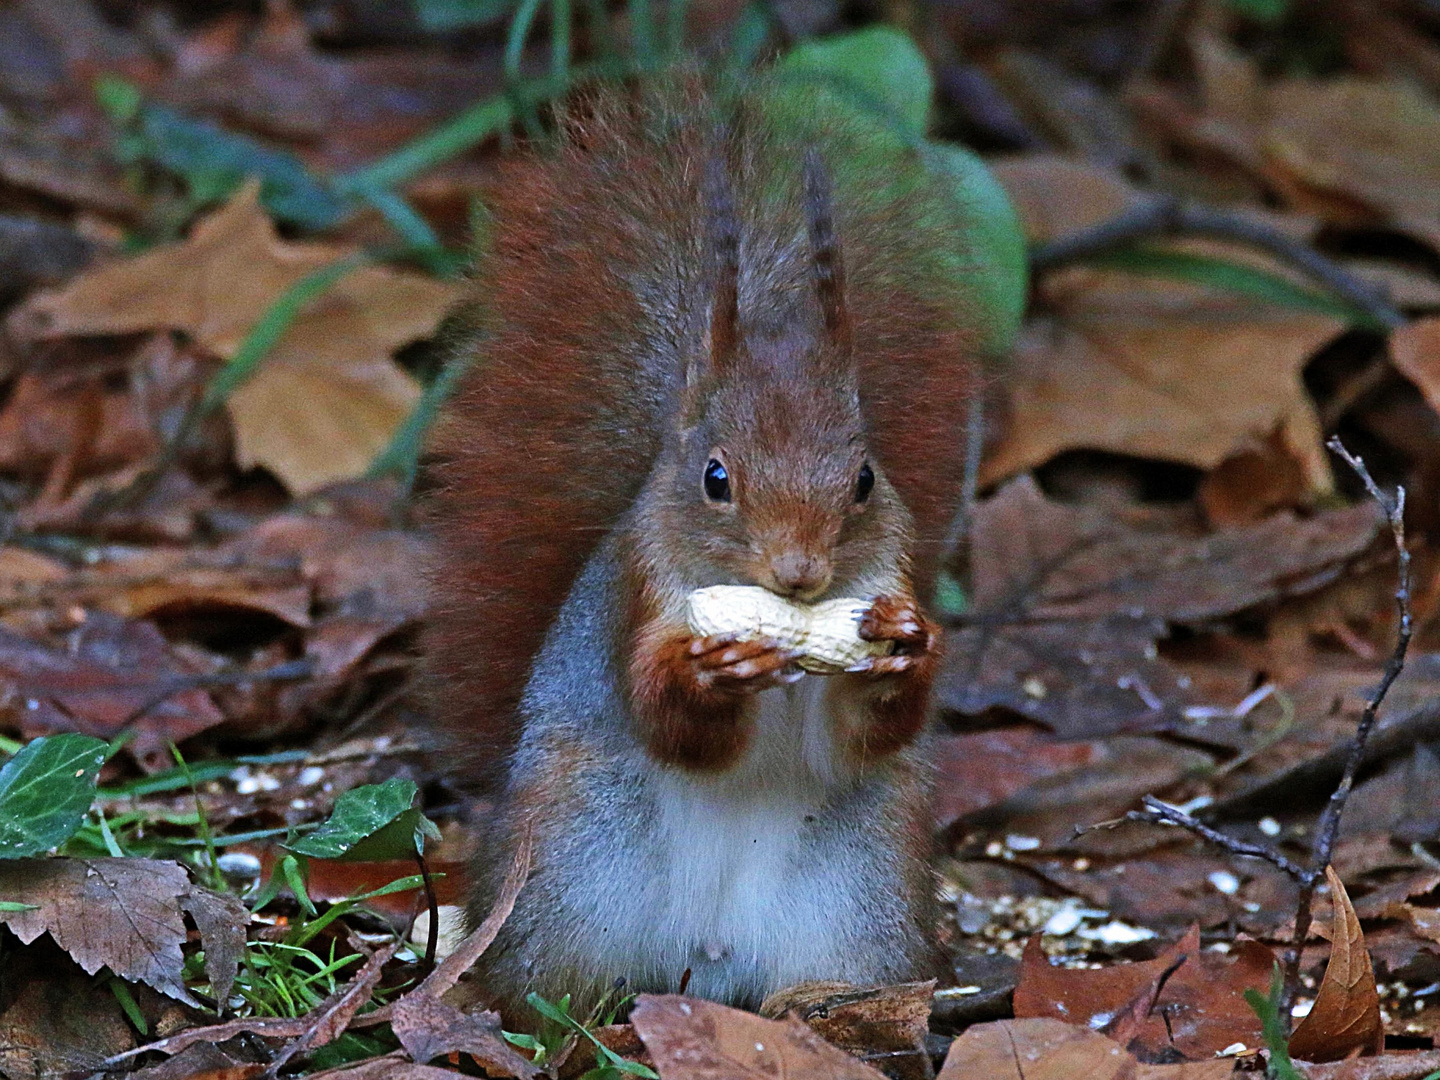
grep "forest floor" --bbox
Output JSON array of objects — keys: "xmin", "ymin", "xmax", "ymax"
[{"xmin": 5, "ymin": 0, "xmax": 1440, "ymax": 1077}]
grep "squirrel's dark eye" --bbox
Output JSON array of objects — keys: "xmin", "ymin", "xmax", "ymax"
[
  {"xmin": 703, "ymin": 459, "xmax": 731, "ymax": 502},
  {"xmin": 855, "ymin": 462, "xmax": 874, "ymax": 504}
]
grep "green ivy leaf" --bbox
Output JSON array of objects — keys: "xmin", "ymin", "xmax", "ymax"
[
  {"xmin": 0, "ymin": 734, "xmax": 108, "ymax": 859},
  {"xmin": 780, "ymin": 26, "xmax": 932, "ymax": 138},
  {"xmin": 923, "ymin": 143, "xmax": 1028, "ymax": 353},
  {"xmin": 284, "ymin": 778, "xmax": 440, "ymax": 861},
  {"xmin": 761, "ymin": 39, "xmax": 1029, "ymax": 358}
]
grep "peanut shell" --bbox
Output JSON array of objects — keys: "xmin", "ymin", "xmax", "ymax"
[{"xmin": 686, "ymin": 585, "xmax": 893, "ymax": 674}]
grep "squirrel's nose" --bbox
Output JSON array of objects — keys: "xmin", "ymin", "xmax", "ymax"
[{"xmin": 768, "ymin": 550, "xmax": 832, "ymax": 600}]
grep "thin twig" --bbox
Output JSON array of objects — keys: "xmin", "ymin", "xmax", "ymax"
[
  {"xmin": 1282, "ymin": 438, "xmax": 1413, "ymax": 1013},
  {"xmin": 1083, "ymin": 440, "xmax": 1412, "ymax": 1031},
  {"xmin": 1126, "ymin": 796, "xmax": 1310, "ymax": 880},
  {"xmin": 1030, "ymin": 195, "xmax": 1406, "ymax": 331},
  {"xmin": 415, "ymin": 849, "xmax": 439, "ymax": 970},
  {"xmin": 942, "ymin": 393, "xmax": 988, "ymax": 562},
  {"xmin": 120, "ymin": 658, "xmax": 315, "ymax": 726}
]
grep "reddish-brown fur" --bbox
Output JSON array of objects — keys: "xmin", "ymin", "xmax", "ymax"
[{"xmin": 425, "ymin": 78, "xmax": 981, "ymax": 791}]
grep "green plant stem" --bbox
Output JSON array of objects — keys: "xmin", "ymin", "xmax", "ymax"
[
  {"xmin": 552, "ymin": 0, "xmax": 572, "ymax": 79},
  {"xmin": 337, "ymin": 97, "xmax": 516, "ymax": 195},
  {"xmin": 630, "ymin": 0, "xmax": 656, "ymax": 64},
  {"xmin": 368, "ymin": 352, "xmax": 475, "ymax": 490},
  {"xmin": 416, "ymin": 851, "xmax": 440, "ymax": 969},
  {"xmin": 665, "ymin": 0, "xmax": 687, "ymax": 52},
  {"xmin": 171, "ymin": 745, "xmax": 221, "ymax": 891},
  {"xmin": 506, "ymin": 0, "xmax": 546, "ymax": 81}
]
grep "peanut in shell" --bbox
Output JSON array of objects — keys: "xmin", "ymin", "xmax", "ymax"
[{"xmin": 686, "ymin": 585, "xmax": 893, "ymax": 674}]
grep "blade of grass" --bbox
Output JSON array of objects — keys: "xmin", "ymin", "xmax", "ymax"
[
  {"xmin": 505, "ymin": 0, "xmax": 547, "ymax": 82},
  {"xmin": 95, "ymin": 807, "xmax": 125, "ymax": 857},
  {"xmin": 1244, "ymin": 964, "xmax": 1303, "ymax": 1080},
  {"xmin": 368, "ymin": 353, "xmax": 475, "ymax": 490},
  {"xmin": 98, "ymin": 751, "xmax": 310, "ymax": 800},
  {"xmin": 336, "ymin": 97, "xmax": 515, "ymax": 196},
  {"xmin": 200, "ymin": 253, "xmax": 372, "ymax": 415},
  {"xmin": 1088, "ymin": 247, "xmax": 1385, "ymax": 331},
  {"xmin": 552, "ymin": 0, "xmax": 572, "ymax": 79},
  {"xmin": 665, "ymin": 0, "xmax": 687, "ymax": 53},
  {"xmin": 288, "ymin": 874, "xmax": 432, "ymax": 948},
  {"xmin": 629, "ymin": 0, "xmax": 656, "ymax": 65},
  {"xmin": 107, "ymin": 978, "xmax": 148, "ymax": 1036}
]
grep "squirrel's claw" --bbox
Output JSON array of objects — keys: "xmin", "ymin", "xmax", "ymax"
[
  {"xmin": 846, "ymin": 654, "xmax": 917, "ymax": 678},
  {"xmin": 689, "ymin": 635, "xmax": 803, "ymax": 693},
  {"xmin": 858, "ymin": 596, "xmax": 934, "ymax": 652}
]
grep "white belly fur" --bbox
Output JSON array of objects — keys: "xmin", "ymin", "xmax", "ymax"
[{"xmin": 583, "ymin": 675, "xmax": 873, "ymax": 1002}]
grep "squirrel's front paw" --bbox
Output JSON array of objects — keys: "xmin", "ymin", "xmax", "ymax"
[
  {"xmin": 686, "ymin": 634, "xmax": 804, "ymax": 693},
  {"xmin": 851, "ymin": 596, "xmax": 937, "ymax": 677}
]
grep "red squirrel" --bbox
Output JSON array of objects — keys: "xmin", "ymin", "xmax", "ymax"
[{"xmin": 426, "ymin": 73, "xmax": 982, "ymax": 1014}]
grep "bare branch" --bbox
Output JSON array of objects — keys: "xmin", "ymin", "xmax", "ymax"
[
  {"xmin": 1127, "ymin": 796, "xmax": 1310, "ymax": 881},
  {"xmin": 1283, "ymin": 439, "xmax": 1413, "ymax": 1013}
]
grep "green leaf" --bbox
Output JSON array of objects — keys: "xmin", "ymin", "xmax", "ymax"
[
  {"xmin": 0, "ymin": 901, "xmax": 39, "ymax": 912},
  {"xmin": 280, "ymin": 853, "xmax": 317, "ymax": 916},
  {"xmin": 924, "ymin": 143, "xmax": 1029, "ymax": 353},
  {"xmin": 1243, "ymin": 963, "xmax": 1303, "ymax": 1080},
  {"xmin": 759, "ymin": 56, "xmax": 1029, "ymax": 358},
  {"xmin": 0, "ymin": 734, "xmax": 108, "ymax": 859},
  {"xmin": 780, "ymin": 26, "xmax": 933, "ymax": 138},
  {"xmin": 413, "ymin": 0, "xmax": 515, "ymax": 31},
  {"xmin": 95, "ymin": 74, "xmax": 142, "ymax": 125},
  {"xmin": 284, "ymin": 778, "xmax": 438, "ymax": 861}
]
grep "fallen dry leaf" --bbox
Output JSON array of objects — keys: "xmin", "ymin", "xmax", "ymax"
[
  {"xmin": 1145, "ymin": 34, "xmax": 1440, "ymax": 239},
  {"xmin": 0, "ymin": 936, "xmax": 137, "ymax": 1078},
  {"xmin": 983, "ymin": 278, "xmax": 1341, "ymax": 491},
  {"xmin": 629, "ymin": 995, "xmax": 888, "ymax": 1080},
  {"xmin": 178, "ymin": 888, "xmax": 249, "ymax": 1008},
  {"xmin": 987, "ymin": 156, "xmax": 1343, "ymax": 493},
  {"xmin": 938, "ymin": 476, "xmax": 1379, "ymax": 741},
  {"xmin": 0, "ymin": 858, "xmax": 195, "ymax": 1004},
  {"xmin": 12, "ymin": 183, "xmax": 460, "ymax": 494},
  {"xmin": 0, "ymin": 611, "xmax": 225, "ymax": 772},
  {"xmin": 1289, "ymin": 867, "xmax": 1384, "ymax": 1062},
  {"xmin": 1265, "ymin": 78, "xmax": 1440, "ymax": 236},
  {"xmin": 1014, "ymin": 929, "xmax": 1197, "ymax": 1042},
  {"xmin": 1014, "ymin": 927, "xmax": 1275, "ymax": 1061},
  {"xmin": 312, "ymin": 1055, "xmax": 467, "ymax": 1079},
  {"xmin": 1297, "ymin": 1049, "xmax": 1440, "ymax": 1080},
  {"xmin": 389, "ymin": 995, "xmax": 540, "ymax": 1077},
  {"xmin": 758, "ymin": 981, "xmax": 934, "ymax": 1080},
  {"xmin": 936, "ymin": 1016, "xmax": 1235, "ymax": 1079},
  {"xmin": 128, "ymin": 1042, "xmax": 265, "ymax": 1080},
  {"xmin": 931, "ymin": 729, "xmax": 1099, "ymax": 829},
  {"xmin": 1391, "ymin": 317, "xmax": 1440, "ymax": 419}
]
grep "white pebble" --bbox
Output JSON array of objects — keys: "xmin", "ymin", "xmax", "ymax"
[{"xmin": 1208, "ymin": 870, "xmax": 1240, "ymax": 895}]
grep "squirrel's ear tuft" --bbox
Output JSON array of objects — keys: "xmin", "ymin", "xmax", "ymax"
[
  {"xmin": 684, "ymin": 137, "xmax": 742, "ymax": 413},
  {"xmin": 802, "ymin": 147, "xmax": 851, "ymax": 358},
  {"xmin": 704, "ymin": 147, "xmax": 741, "ymax": 370}
]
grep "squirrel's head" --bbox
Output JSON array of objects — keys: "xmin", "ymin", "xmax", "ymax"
[{"xmin": 659, "ymin": 148, "xmax": 909, "ymax": 602}]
